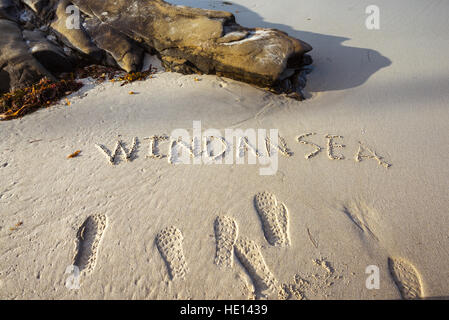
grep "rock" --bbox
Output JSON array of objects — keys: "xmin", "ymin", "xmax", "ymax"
[
  {"xmin": 160, "ymin": 56, "xmax": 198, "ymax": 74},
  {"xmin": 216, "ymin": 30, "xmax": 250, "ymax": 44},
  {"xmin": 50, "ymin": 0, "xmax": 102, "ymax": 61},
  {"xmin": 1, "ymin": 0, "xmax": 313, "ymax": 97},
  {"xmin": 0, "ymin": 69, "xmax": 11, "ymax": 93},
  {"xmin": 22, "ymin": 29, "xmax": 74, "ymax": 73},
  {"xmin": 83, "ymin": 17, "xmax": 144, "ymax": 72},
  {"xmin": 0, "ymin": 18, "xmax": 54, "ymax": 94},
  {"xmin": 22, "ymin": 0, "xmax": 59, "ymax": 21},
  {"xmin": 71, "ymin": 0, "xmax": 312, "ymax": 88},
  {"xmin": 22, "ymin": 0, "xmax": 50, "ymax": 13},
  {"xmin": 0, "ymin": 0, "xmax": 18, "ymax": 22}
]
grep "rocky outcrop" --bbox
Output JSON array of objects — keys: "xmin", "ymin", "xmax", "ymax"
[
  {"xmin": 22, "ymin": 29, "xmax": 74, "ymax": 72},
  {"xmin": 50, "ymin": 0, "xmax": 102, "ymax": 60},
  {"xmin": 0, "ymin": 0, "xmax": 19, "ymax": 22},
  {"xmin": 1, "ymin": 0, "xmax": 313, "ymax": 97},
  {"xmin": 71, "ymin": 0, "xmax": 312, "ymax": 91},
  {"xmin": 0, "ymin": 18, "xmax": 55, "ymax": 92},
  {"xmin": 83, "ymin": 17, "xmax": 144, "ymax": 72}
]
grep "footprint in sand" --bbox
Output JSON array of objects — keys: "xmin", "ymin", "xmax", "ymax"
[
  {"xmin": 73, "ymin": 213, "xmax": 107, "ymax": 274},
  {"xmin": 214, "ymin": 215, "xmax": 238, "ymax": 268},
  {"xmin": 234, "ymin": 237, "xmax": 279, "ymax": 298},
  {"xmin": 156, "ymin": 226, "xmax": 188, "ymax": 280},
  {"xmin": 254, "ymin": 192, "xmax": 290, "ymax": 247},
  {"xmin": 388, "ymin": 257, "xmax": 423, "ymax": 300}
]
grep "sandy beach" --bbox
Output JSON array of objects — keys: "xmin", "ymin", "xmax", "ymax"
[{"xmin": 1, "ymin": 0, "xmax": 448, "ymax": 300}]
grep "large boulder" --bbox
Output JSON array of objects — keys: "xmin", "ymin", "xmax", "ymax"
[
  {"xmin": 1, "ymin": 0, "xmax": 312, "ymax": 97},
  {"xmin": 71, "ymin": 0, "xmax": 312, "ymax": 89}
]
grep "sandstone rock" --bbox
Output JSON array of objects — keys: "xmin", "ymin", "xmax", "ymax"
[
  {"xmin": 0, "ymin": 0, "xmax": 18, "ymax": 22},
  {"xmin": 2, "ymin": 0, "xmax": 313, "ymax": 97},
  {"xmin": 22, "ymin": 0, "xmax": 50, "ymax": 13},
  {"xmin": 0, "ymin": 18, "xmax": 54, "ymax": 94},
  {"xmin": 83, "ymin": 17, "xmax": 144, "ymax": 72},
  {"xmin": 22, "ymin": 29, "xmax": 74, "ymax": 73},
  {"xmin": 71, "ymin": 0, "xmax": 312, "ymax": 88},
  {"xmin": 50, "ymin": 0, "xmax": 102, "ymax": 61},
  {"xmin": 22, "ymin": 0, "xmax": 59, "ymax": 21}
]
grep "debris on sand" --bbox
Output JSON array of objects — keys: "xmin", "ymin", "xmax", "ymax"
[
  {"xmin": 67, "ymin": 150, "xmax": 82, "ymax": 159},
  {"xmin": 0, "ymin": 78, "xmax": 83, "ymax": 120}
]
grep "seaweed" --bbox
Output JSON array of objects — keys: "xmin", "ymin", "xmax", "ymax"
[
  {"xmin": 67, "ymin": 150, "xmax": 81, "ymax": 159},
  {"xmin": 0, "ymin": 65, "xmax": 158, "ymax": 120},
  {"xmin": 68, "ymin": 64, "xmax": 158, "ymax": 85},
  {"xmin": 0, "ymin": 78, "xmax": 83, "ymax": 121},
  {"xmin": 71, "ymin": 65, "xmax": 122, "ymax": 83},
  {"xmin": 9, "ymin": 221, "xmax": 23, "ymax": 232},
  {"xmin": 113, "ymin": 65, "xmax": 158, "ymax": 86}
]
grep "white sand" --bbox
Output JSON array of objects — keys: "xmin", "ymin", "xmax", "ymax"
[{"xmin": 1, "ymin": 0, "xmax": 448, "ymax": 299}]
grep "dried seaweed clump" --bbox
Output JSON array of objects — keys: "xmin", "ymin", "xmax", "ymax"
[
  {"xmin": 112, "ymin": 66, "xmax": 158, "ymax": 86},
  {"xmin": 69, "ymin": 65, "xmax": 123, "ymax": 83},
  {"xmin": 69, "ymin": 64, "xmax": 157, "ymax": 85},
  {"xmin": 0, "ymin": 78, "xmax": 83, "ymax": 120},
  {"xmin": 0, "ymin": 64, "xmax": 158, "ymax": 120}
]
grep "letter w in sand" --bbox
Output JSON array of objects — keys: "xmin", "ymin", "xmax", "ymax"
[{"xmin": 96, "ymin": 137, "xmax": 139, "ymax": 165}]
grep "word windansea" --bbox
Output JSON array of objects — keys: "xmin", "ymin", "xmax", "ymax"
[{"xmin": 94, "ymin": 122, "xmax": 391, "ymax": 176}]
